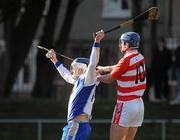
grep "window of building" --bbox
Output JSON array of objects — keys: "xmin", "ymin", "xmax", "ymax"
[{"xmin": 102, "ymin": 0, "xmax": 131, "ymax": 18}]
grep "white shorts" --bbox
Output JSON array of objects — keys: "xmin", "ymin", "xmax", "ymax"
[{"xmin": 112, "ymin": 98, "xmax": 144, "ymax": 127}]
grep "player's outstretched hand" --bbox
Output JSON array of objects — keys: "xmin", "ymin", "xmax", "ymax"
[{"xmin": 46, "ymin": 49, "xmax": 58, "ymax": 64}]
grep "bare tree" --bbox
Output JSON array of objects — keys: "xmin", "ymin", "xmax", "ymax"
[
  {"xmin": 33, "ymin": 0, "xmax": 86, "ymax": 97},
  {"xmin": 132, "ymin": 0, "xmax": 143, "ymax": 50},
  {"xmin": 0, "ymin": 0, "xmax": 45, "ymax": 97},
  {"xmin": 0, "ymin": 0, "xmax": 22, "ymax": 96},
  {"xmin": 32, "ymin": 0, "xmax": 62, "ymax": 97},
  {"xmin": 0, "ymin": 0, "xmax": 85, "ymax": 97}
]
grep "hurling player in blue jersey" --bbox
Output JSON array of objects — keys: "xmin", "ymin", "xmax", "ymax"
[{"xmin": 46, "ymin": 30, "xmax": 104, "ymax": 140}]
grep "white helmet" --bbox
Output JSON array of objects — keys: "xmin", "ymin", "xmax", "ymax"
[{"xmin": 70, "ymin": 57, "xmax": 89, "ymax": 78}]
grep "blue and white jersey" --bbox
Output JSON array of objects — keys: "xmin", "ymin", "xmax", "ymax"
[
  {"xmin": 67, "ymin": 75, "xmax": 97, "ymax": 121},
  {"xmin": 55, "ymin": 43, "xmax": 100, "ymax": 122}
]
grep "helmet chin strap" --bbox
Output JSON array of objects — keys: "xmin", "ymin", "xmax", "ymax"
[
  {"xmin": 72, "ymin": 74, "xmax": 79, "ymax": 80},
  {"xmin": 71, "ymin": 67, "xmax": 86, "ymax": 80}
]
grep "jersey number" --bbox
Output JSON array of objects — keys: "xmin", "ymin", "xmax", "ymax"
[{"xmin": 135, "ymin": 62, "xmax": 145, "ymax": 84}]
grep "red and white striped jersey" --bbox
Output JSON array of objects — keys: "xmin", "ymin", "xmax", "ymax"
[{"xmin": 111, "ymin": 49, "xmax": 146, "ymax": 101}]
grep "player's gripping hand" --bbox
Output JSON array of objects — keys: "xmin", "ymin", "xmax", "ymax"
[
  {"xmin": 46, "ymin": 49, "xmax": 58, "ymax": 64},
  {"xmin": 96, "ymin": 66, "xmax": 110, "ymax": 75},
  {"xmin": 95, "ymin": 30, "xmax": 104, "ymax": 43}
]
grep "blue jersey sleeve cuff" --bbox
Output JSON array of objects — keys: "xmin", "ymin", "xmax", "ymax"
[
  {"xmin": 93, "ymin": 42, "xmax": 100, "ymax": 48},
  {"xmin": 54, "ymin": 61, "xmax": 62, "ymax": 68}
]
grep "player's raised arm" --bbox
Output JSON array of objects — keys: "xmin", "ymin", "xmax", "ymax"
[
  {"xmin": 84, "ymin": 30, "xmax": 104, "ymax": 85},
  {"xmin": 46, "ymin": 49, "xmax": 75, "ymax": 84}
]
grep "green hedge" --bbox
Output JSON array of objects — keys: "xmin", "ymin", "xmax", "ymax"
[{"xmin": 0, "ymin": 98, "xmax": 180, "ymax": 140}]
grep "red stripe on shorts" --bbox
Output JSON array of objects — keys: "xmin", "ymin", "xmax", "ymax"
[{"xmin": 112, "ymin": 103, "xmax": 124, "ymax": 124}]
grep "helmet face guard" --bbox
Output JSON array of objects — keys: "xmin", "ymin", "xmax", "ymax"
[
  {"xmin": 120, "ymin": 32, "xmax": 140, "ymax": 48},
  {"xmin": 70, "ymin": 57, "xmax": 89, "ymax": 78}
]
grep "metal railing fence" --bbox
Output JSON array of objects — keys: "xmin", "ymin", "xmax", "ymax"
[{"xmin": 0, "ymin": 119, "xmax": 180, "ymax": 140}]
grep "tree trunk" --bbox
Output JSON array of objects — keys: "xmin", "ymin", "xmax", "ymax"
[
  {"xmin": 0, "ymin": 0, "xmax": 21, "ymax": 96},
  {"xmin": 3, "ymin": 0, "xmax": 45, "ymax": 96},
  {"xmin": 55, "ymin": 0, "xmax": 81, "ymax": 55},
  {"xmin": 32, "ymin": 0, "xmax": 62, "ymax": 97},
  {"xmin": 145, "ymin": 0, "xmax": 158, "ymax": 99},
  {"xmin": 150, "ymin": 0, "xmax": 158, "ymax": 64},
  {"xmin": 132, "ymin": 0, "xmax": 143, "ymax": 50},
  {"xmin": 33, "ymin": 0, "xmax": 85, "ymax": 98}
]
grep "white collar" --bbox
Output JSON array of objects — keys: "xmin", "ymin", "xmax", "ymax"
[{"xmin": 124, "ymin": 49, "xmax": 138, "ymax": 57}]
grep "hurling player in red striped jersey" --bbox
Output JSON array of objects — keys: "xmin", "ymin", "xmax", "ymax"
[{"xmin": 97, "ymin": 32, "xmax": 147, "ymax": 140}]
